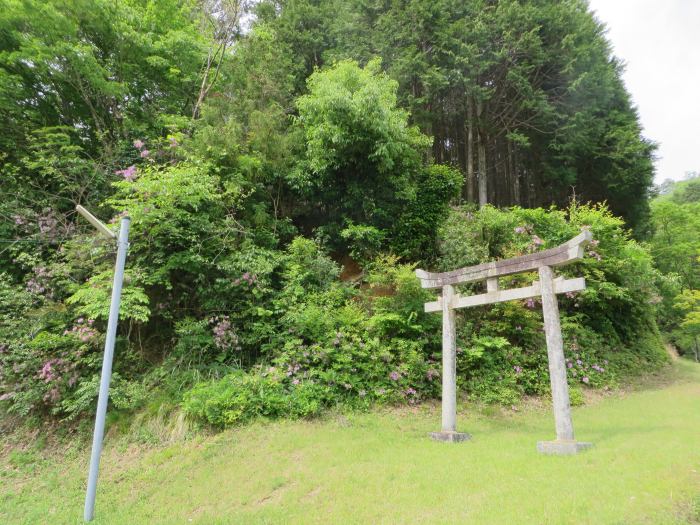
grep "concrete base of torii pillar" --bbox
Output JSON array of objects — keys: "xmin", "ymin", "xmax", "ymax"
[
  {"xmin": 429, "ymin": 431, "xmax": 471, "ymax": 443},
  {"xmin": 536, "ymin": 440, "xmax": 593, "ymax": 455}
]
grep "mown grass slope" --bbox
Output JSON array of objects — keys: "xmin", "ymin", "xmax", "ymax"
[{"xmin": 2, "ymin": 361, "xmax": 700, "ymax": 525}]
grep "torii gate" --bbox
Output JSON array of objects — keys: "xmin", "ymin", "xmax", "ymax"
[{"xmin": 416, "ymin": 230, "xmax": 593, "ymax": 455}]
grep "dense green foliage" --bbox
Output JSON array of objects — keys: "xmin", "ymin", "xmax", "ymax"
[
  {"xmin": 438, "ymin": 203, "xmax": 667, "ymax": 404},
  {"xmin": 648, "ymin": 175, "xmax": 700, "ymax": 360},
  {"xmin": 0, "ymin": 0, "xmax": 686, "ymax": 431},
  {"xmin": 251, "ymin": 0, "xmax": 656, "ymax": 231}
]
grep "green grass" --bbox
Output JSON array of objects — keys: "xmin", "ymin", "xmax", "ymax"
[{"xmin": 2, "ymin": 361, "xmax": 700, "ymax": 524}]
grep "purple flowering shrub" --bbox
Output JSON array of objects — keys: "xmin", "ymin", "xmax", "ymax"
[
  {"xmin": 169, "ymin": 316, "xmax": 245, "ymax": 373},
  {"xmin": 272, "ymin": 271, "xmax": 438, "ymax": 407},
  {"xmin": 1, "ymin": 267, "xmax": 151, "ymax": 418},
  {"xmin": 113, "ymin": 136, "xmax": 184, "ymax": 183},
  {"xmin": 210, "ymin": 316, "xmax": 242, "ymax": 353},
  {"xmin": 183, "ymin": 328, "xmax": 439, "ymax": 428},
  {"xmin": 559, "ymin": 320, "xmax": 617, "ymax": 389},
  {"xmin": 182, "ymin": 256, "xmax": 442, "ymax": 428},
  {"xmin": 271, "ymin": 327, "xmax": 436, "ymax": 408},
  {"xmin": 269, "ymin": 257, "xmax": 441, "ymax": 407},
  {"xmin": 25, "ymin": 265, "xmax": 54, "ymax": 298},
  {"xmin": 0, "ymin": 325, "xmax": 104, "ymax": 417},
  {"xmin": 437, "ymin": 202, "xmax": 668, "ymax": 404}
]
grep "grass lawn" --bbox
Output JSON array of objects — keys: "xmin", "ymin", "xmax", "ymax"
[{"xmin": 2, "ymin": 360, "xmax": 700, "ymax": 524}]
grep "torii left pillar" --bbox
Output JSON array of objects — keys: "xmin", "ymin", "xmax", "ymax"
[{"xmin": 429, "ymin": 284, "xmax": 471, "ymax": 443}]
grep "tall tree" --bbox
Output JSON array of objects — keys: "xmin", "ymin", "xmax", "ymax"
[{"xmin": 291, "ymin": 0, "xmax": 657, "ymax": 231}]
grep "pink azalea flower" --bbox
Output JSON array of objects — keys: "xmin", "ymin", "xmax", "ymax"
[
  {"xmin": 133, "ymin": 139, "xmax": 144, "ymax": 150},
  {"xmin": 140, "ymin": 149, "xmax": 150, "ymax": 158},
  {"xmin": 115, "ymin": 165, "xmax": 137, "ymax": 182}
]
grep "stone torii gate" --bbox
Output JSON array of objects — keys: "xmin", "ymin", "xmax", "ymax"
[{"xmin": 416, "ymin": 230, "xmax": 594, "ymax": 455}]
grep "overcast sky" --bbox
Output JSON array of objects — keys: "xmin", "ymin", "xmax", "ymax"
[{"xmin": 587, "ymin": 0, "xmax": 700, "ymax": 182}]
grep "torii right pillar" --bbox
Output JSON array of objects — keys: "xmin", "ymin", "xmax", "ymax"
[{"xmin": 536, "ymin": 265, "xmax": 592, "ymax": 455}]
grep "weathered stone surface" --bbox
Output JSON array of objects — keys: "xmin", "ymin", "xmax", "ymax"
[
  {"xmin": 415, "ymin": 230, "xmax": 592, "ymax": 289},
  {"xmin": 539, "ymin": 265, "xmax": 575, "ymax": 442},
  {"xmin": 420, "ymin": 230, "xmax": 594, "ymax": 452},
  {"xmin": 536, "ymin": 440, "xmax": 593, "ymax": 455},
  {"xmin": 423, "ymin": 276, "xmax": 585, "ymax": 313},
  {"xmin": 441, "ymin": 284, "xmax": 457, "ymax": 433},
  {"xmin": 430, "ymin": 431, "xmax": 472, "ymax": 443}
]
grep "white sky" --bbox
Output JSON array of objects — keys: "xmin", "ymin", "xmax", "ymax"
[{"xmin": 587, "ymin": 0, "xmax": 700, "ymax": 182}]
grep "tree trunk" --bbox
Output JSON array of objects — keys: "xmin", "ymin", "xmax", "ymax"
[
  {"xmin": 466, "ymin": 99, "xmax": 475, "ymax": 202},
  {"xmin": 425, "ymin": 101, "xmax": 434, "ymax": 163},
  {"xmin": 511, "ymin": 142, "xmax": 520, "ymax": 206},
  {"xmin": 477, "ymin": 129, "xmax": 487, "ymax": 207},
  {"xmin": 476, "ymin": 100, "xmax": 487, "ymax": 207},
  {"xmin": 492, "ymin": 135, "xmax": 499, "ymax": 205}
]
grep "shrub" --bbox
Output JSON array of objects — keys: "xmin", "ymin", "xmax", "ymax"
[
  {"xmin": 182, "ymin": 256, "xmax": 442, "ymax": 428},
  {"xmin": 183, "ymin": 370, "xmax": 286, "ymax": 427},
  {"xmin": 437, "ymin": 202, "xmax": 667, "ymax": 402},
  {"xmin": 391, "ymin": 164, "xmax": 463, "ymax": 262},
  {"xmin": 3, "ymin": 198, "xmax": 672, "ymax": 428},
  {"xmin": 182, "ymin": 368, "xmax": 331, "ymax": 428},
  {"xmin": 340, "ymin": 224, "xmax": 386, "ymax": 266}
]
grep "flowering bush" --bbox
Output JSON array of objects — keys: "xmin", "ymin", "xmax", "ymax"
[
  {"xmin": 182, "ymin": 255, "xmax": 441, "ymax": 428},
  {"xmin": 64, "ymin": 318, "xmax": 99, "ymax": 343},
  {"xmin": 1, "ymin": 190, "xmax": 669, "ymax": 427},
  {"xmin": 438, "ymin": 202, "xmax": 667, "ymax": 403},
  {"xmin": 179, "ymin": 203, "xmax": 670, "ymax": 428},
  {"xmin": 210, "ymin": 316, "xmax": 242, "ymax": 357}
]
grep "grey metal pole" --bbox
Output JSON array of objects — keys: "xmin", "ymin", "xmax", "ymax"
[{"xmin": 84, "ymin": 217, "xmax": 130, "ymax": 522}]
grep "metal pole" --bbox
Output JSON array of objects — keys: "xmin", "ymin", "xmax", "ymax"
[{"xmin": 84, "ymin": 217, "xmax": 130, "ymax": 522}]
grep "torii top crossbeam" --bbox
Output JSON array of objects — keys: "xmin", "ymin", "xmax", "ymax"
[{"xmin": 415, "ymin": 230, "xmax": 593, "ymax": 289}]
